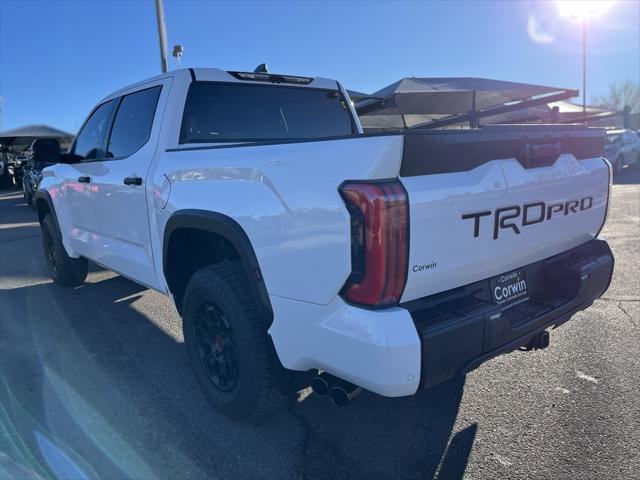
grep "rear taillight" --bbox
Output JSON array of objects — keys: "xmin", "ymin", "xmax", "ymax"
[{"xmin": 339, "ymin": 180, "xmax": 409, "ymax": 307}]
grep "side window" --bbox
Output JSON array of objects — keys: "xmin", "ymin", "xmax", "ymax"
[
  {"xmin": 73, "ymin": 100, "xmax": 117, "ymax": 160},
  {"xmin": 107, "ymin": 86, "xmax": 162, "ymax": 158}
]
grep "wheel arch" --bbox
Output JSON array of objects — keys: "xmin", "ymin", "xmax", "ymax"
[
  {"xmin": 163, "ymin": 210, "xmax": 273, "ymax": 322},
  {"xmin": 34, "ymin": 189, "xmax": 59, "ymax": 230}
]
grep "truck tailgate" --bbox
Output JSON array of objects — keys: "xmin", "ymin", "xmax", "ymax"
[{"xmin": 399, "ymin": 125, "xmax": 608, "ymax": 303}]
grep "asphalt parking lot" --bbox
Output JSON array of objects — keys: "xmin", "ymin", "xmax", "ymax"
[{"xmin": 1, "ymin": 168, "xmax": 639, "ymax": 480}]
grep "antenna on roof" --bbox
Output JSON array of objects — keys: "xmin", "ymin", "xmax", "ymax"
[{"xmin": 254, "ymin": 63, "xmax": 269, "ymax": 73}]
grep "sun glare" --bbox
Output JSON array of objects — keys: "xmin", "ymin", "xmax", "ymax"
[{"xmin": 556, "ymin": 1, "xmax": 615, "ymax": 20}]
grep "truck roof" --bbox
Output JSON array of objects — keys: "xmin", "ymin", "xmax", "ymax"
[{"xmin": 100, "ymin": 68, "xmax": 341, "ymax": 104}]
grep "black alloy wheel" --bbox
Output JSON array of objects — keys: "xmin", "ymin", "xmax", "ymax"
[{"xmin": 194, "ymin": 302, "xmax": 239, "ymax": 392}]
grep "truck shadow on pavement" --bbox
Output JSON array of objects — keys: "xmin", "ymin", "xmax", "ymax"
[{"xmin": 0, "ymin": 272, "xmax": 476, "ymax": 479}]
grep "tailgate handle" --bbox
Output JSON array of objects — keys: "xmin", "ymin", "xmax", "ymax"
[{"xmin": 518, "ymin": 142, "xmax": 562, "ymax": 168}]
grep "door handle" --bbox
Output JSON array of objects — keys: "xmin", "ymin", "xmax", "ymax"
[
  {"xmin": 123, "ymin": 176, "xmax": 143, "ymax": 186},
  {"xmin": 77, "ymin": 176, "xmax": 91, "ymax": 183}
]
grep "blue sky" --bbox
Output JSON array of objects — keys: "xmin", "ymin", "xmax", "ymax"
[{"xmin": 1, "ymin": 0, "xmax": 638, "ymax": 134}]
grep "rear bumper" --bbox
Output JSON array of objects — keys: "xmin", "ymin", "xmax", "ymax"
[
  {"xmin": 269, "ymin": 239, "xmax": 613, "ymax": 397},
  {"xmin": 269, "ymin": 294, "xmax": 422, "ymax": 397},
  {"xmin": 404, "ymin": 239, "xmax": 614, "ymax": 389}
]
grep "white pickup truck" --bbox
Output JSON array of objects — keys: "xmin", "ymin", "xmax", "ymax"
[{"xmin": 36, "ymin": 68, "xmax": 614, "ymax": 420}]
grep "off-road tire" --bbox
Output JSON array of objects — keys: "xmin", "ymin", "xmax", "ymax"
[
  {"xmin": 182, "ymin": 262, "xmax": 286, "ymax": 421},
  {"xmin": 41, "ymin": 214, "xmax": 88, "ymax": 286}
]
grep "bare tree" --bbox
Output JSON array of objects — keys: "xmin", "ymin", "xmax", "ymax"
[{"xmin": 593, "ymin": 80, "xmax": 640, "ymax": 113}]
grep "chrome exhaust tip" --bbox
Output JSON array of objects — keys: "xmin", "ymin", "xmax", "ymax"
[
  {"xmin": 311, "ymin": 372, "xmax": 340, "ymax": 397},
  {"xmin": 330, "ymin": 380, "xmax": 362, "ymax": 407}
]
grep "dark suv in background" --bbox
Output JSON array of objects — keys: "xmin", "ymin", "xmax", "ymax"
[
  {"xmin": 22, "ymin": 139, "xmax": 60, "ymax": 207},
  {"xmin": 604, "ymin": 129, "xmax": 640, "ymax": 174},
  {"xmin": 7, "ymin": 154, "xmax": 29, "ymax": 187}
]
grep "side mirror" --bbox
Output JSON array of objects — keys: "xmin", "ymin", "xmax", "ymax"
[{"xmin": 32, "ymin": 138, "xmax": 61, "ymax": 164}]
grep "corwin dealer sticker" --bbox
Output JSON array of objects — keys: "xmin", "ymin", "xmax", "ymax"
[{"xmin": 490, "ymin": 270, "xmax": 529, "ymax": 306}]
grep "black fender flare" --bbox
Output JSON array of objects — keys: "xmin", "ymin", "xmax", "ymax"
[
  {"xmin": 163, "ymin": 210, "xmax": 273, "ymax": 321},
  {"xmin": 34, "ymin": 189, "xmax": 61, "ymax": 232}
]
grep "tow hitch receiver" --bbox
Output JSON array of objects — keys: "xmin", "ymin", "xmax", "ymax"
[{"xmin": 522, "ymin": 331, "xmax": 550, "ymax": 351}]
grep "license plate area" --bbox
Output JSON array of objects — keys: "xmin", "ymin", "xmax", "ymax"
[{"xmin": 490, "ymin": 269, "xmax": 529, "ymax": 306}]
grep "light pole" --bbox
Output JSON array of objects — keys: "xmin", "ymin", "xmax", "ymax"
[
  {"xmin": 155, "ymin": 0, "xmax": 169, "ymax": 73},
  {"xmin": 557, "ymin": 1, "xmax": 615, "ymax": 124}
]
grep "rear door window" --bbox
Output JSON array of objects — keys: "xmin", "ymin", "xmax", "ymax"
[
  {"xmin": 180, "ymin": 82, "xmax": 355, "ymax": 144},
  {"xmin": 107, "ymin": 86, "xmax": 162, "ymax": 158}
]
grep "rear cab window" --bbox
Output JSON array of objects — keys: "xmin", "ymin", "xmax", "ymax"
[{"xmin": 179, "ymin": 82, "xmax": 356, "ymax": 144}]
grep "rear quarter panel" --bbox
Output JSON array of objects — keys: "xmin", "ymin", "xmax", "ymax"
[{"xmin": 153, "ymin": 135, "xmax": 403, "ymax": 305}]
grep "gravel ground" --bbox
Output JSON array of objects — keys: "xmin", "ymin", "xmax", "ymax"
[{"xmin": 1, "ymin": 167, "xmax": 638, "ymax": 480}]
